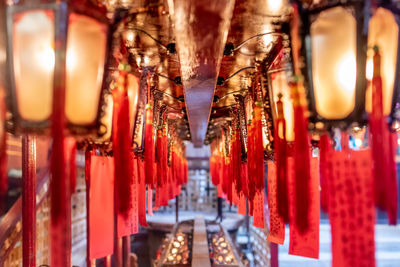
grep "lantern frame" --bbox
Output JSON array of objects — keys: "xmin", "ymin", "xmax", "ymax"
[
  {"xmin": 5, "ymin": 0, "xmax": 112, "ymax": 137},
  {"xmin": 297, "ymin": 0, "xmax": 369, "ymax": 129}
]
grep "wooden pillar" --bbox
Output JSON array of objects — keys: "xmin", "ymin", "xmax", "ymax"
[{"xmin": 22, "ymin": 135, "xmax": 36, "ymax": 267}]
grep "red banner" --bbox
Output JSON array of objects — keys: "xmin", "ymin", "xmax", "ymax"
[
  {"xmin": 326, "ymin": 149, "xmax": 376, "ymax": 267},
  {"xmin": 266, "ymin": 162, "xmax": 285, "ymax": 245},
  {"xmin": 89, "ymin": 156, "xmax": 114, "ymax": 259},
  {"xmin": 288, "ymin": 157, "xmax": 319, "ymax": 259}
]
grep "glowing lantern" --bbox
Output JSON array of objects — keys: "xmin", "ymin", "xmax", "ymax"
[
  {"xmin": 5, "ymin": 0, "xmax": 111, "ymax": 136},
  {"xmin": 298, "ymin": 2, "xmax": 368, "ymax": 128}
]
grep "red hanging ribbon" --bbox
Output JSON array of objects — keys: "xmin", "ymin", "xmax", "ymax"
[
  {"xmin": 137, "ymin": 158, "xmax": 148, "ymax": 227},
  {"xmin": 319, "ymin": 134, "xmax": 332, "ymax": 213},
  {"xmin": 290, "ymin": 79, "xmax": 312, "ymax": 233},
  {"xmin": 112, "ymin": 86, "xmax": 133, "ymax": 217},
  {"xmin": 274, "ymin": 95, "xmax": 289, "ymax": 223},
  {"xmin": 88, "ymin": 155, "xmax": 115, "ymax": 259},
  {"xmin": 369, "ymin": 47, "xmax": 398, "ymax": 224},
  {"xmin": 144, "ymin": 73, "xmax": 156, "ymax": 187}
]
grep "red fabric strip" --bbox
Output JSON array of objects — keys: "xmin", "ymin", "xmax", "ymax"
[
  {"xmin": 117, "ymin": 152, "xmax": 139, "ymax": 237},
  {"xmin": 137, "ymin": 158, "xmax": 148, "ymax": 227},
  {"xmin": 288, "ymin": 157, "xmax": 319, "ymax": 259},
  {"xmin": 112, "ymin": 89, "xmax": 133, "ymax": 217},
  {"xmin": 148, "ymin": 189, "xmax": 154, "ymax": 216},
  {"xmin": 238, "ymin": 193, "xmax": 247, "ymax": 215},
  {"xmin": 89, "ymin": 156, "xmax": 114, "ymax": 259},
  {"xmin": 266, "ymin": 162, "xmax": 285, "ymax": 245}
]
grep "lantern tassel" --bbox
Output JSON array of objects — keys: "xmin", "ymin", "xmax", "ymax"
[
  {"xmin": 112, "ymin": 87, "xmax": 133, "ymax": 216},
  {"xmin": 370, "ymin": 46, "xmax": 398, "ymax": 224},
  {"xmin": 274, "ymin": 94, "xmax": 289, "ymax": 223},
  {"xmin": 291, "ymin": 78, "xmax": 311, "ymax": 233}
]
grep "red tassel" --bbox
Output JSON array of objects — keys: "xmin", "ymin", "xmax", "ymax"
[
  {"xmin": 274, "ymin": 95, "xmax": 289, "ymax": 223},
  {"xmin": 369, "ymin": 46, "xmax": 398, "ymax": 224},
  {"xmin": 156, "ymin": 128, "xmax": 163, "ymax": 187},
  {"xmin": 253, "ymin": 104, "xmax": 265, "ymax": 191},
  {"xmin": 144, "ymin": 106, "xmax": 155, "ymax": 187},
  {"xmin": 112, "ymin": 86, "xmax": 133, "ymax": 216},
  {"xmin": 319, "ymin": 134, "xmax": 332, "ymax": 213},
  {"xmin": 290, "ymin": 79, "xmax": 311, "ymax": 233},
  {"xmin": 137, "ymin": 158, "xmax": 148, "ymax": 227},
  {"xmin": 0, "ymin": 93, "xmax": 7, "ymax": 195},
  {"xmin": 247, "ymin": 120, "xmax": 256, "ymax": 202}
]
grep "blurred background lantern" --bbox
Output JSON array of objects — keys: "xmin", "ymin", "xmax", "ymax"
[
  {"xmin": 132, "ymin": 69, "xmax": 151, "ymax": 153},
  {"xmin": 298, "ymin": 1, "xmax": 368, "ymax": 129},
  {"xmin": 5, "ymin": 0, "xmax": 111, "ymax": 137},
  {"xmin": 267, "ymin": 69, "xmax": 295, "ymax": 142},
  {"xmin": 366, "ymin": 2, "xmax": 400, "ymax": 126}
]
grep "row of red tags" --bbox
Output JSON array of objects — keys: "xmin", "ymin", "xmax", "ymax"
[{"xmin": 219, "ymin": 150, "xmax": 376, "ymax": 267}]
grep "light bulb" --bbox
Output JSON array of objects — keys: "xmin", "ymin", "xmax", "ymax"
[{"xmin": 337, "ymin": 53, "xmax": 356, "ymax": 93}]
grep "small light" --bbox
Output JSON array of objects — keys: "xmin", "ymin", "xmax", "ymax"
[
  {"xmin": 173, "ymin": 241, "xmax": 181, "ymax": 248},
  {"xmin": 267, "ymin": 0, "xmax": 283, "ymax": 14},
  {"xmin": 355, "ymin": 138, "xmax": 362, "ymax": 147},
  {"xmin": 337, "ymin": 53, "xmax": 356, "ymax": 94},
  {"xmin": 171, "ymin": 248, "xmax": 178, "ymax": 254}
]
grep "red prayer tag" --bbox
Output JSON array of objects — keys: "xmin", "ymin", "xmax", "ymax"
[
  {"xmin": 288, "ymin": 157, "xmax": 320, "ymax": 259},
  {"xmin": 89, "ymin": 156, "xmax": 114, "ymax": 259},
  {"xmin": 326, "ymin": 149, "xmax": 376, "ymax": 267},
  {"xmin": 253, "ymin": 190, "xmax": 265, "ymax": 229},
  {"xmin": 266, "ymin": 162, "xmax": 285, "ymax": 245},
  {"xmin": 148, "ymin": 189, "xmax": 154, "ymax": 216},
  {"xmin": 238, "ymin": 193, "xmax": 247, "ymax": 215}
]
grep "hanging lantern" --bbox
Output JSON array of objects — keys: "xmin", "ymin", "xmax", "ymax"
[
  {"xmin": 298, "ymin": 1, "xmax": 368, "ymax": 129},
  {"xmin": 5, "ymin": 0, "xmax": 111, "ymax": 136},
  {"xmin": 366, "ymin": 2, "xmax": 400, "ymax": 125}
]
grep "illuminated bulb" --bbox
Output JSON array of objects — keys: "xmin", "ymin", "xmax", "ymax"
[
  {"xmin": 171, "ymin": 248, "xmax": 178, "ymax": 254},
  {"xmin": 366, "ymin": 57, "xmax": 373, "ymax": 81},
  {"xmin": 355, "ymin": 138, "xmax": 362, "ymax": 147},
  {"xmin": 125, "ymin": 30, "xmax": 134, "ymax": 43},
  {"xmin": 337, "ymin": 53, "xmax": 356, "ymax": 93},
  {"xmin": 262, "ymin": 26, "xmax": 274, "ymax": 46},
  {"xmin": 66, "ymin": 49, "xmax": 77, "ymax": 71},
  {"xmin": 167, "ymin": 255, "xmax": 174, "ymax": 262},
  {"xmin": 267, "ymin": 0, "xmax": 283, "ymax": 13},
  {"xmin": 143, "ymin": 56, "xmax": 150, "ymax": 65},
  {"xmin": 177, "ymin": 235, "xmax": 184, "ymax": 242},
  {"xmin": 38, "ymin": 45, "xmax": 55, "ymax": 72},
  {"xmin": 173, "ymin": 241, "xmax": 181, "ymax": 248},
  {"xmin": 136, "ymin": 57, "xmax": 141, "ymax": 66}
]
